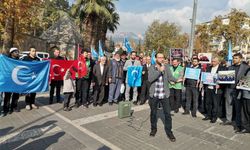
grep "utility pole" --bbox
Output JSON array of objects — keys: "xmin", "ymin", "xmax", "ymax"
[{"xmin": 188, "ymin": 0, "xmax": 198, "ymax": 58}]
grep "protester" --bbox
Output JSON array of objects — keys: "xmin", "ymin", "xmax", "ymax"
[
  {"xmin": 123, "ymin": 51, "xmax": 141, "ymax": 105},
  {"xmin": 202, "ymin": 57, "xmax": 225, "ymax": 123},
  {"xmin": 183, "ymin": 58, "xmax": 200, "ymax": 117},
  {"xmin": 3, "ymin": 48, "xmax": 20, "ymax": 116},
  {"xmin": 92, "ymin": 56, "xmax": 109, "ymax": 107},
  {"xmin": 63, "ymin": 69, "xmax": 75, "ymax": 111},
  {"xmin": 139, "ymin": 56, "xmax": 151, "ymax": 105},
  {"xmin": 49, "ymin": 47, "xmax": 65, "ymax": 104},
  {"xmin": 22, "ymin": 47, "xmax": 40, "ymax": 110},
  {"xmin": 108, "ymin": 51, "xmax": 124, "ymax": 105},
  {"xmin": 148, "ymin": 52, "xmax": 182, "ymax": 142},
  {"xmin": 169, "ymin": 58, "xmax": 184, "ymax": 113}
]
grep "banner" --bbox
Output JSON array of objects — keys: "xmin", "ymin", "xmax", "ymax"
[
  {"xmin": 127, "ymin": 66, "xmax": 143, "ymax": 87},
  {"xmin": 184, "ymin": 67, "xmax": 201, "ymax": 80},
  {"xmin": 50, "ymin": 59, "xmax": 77, "ymax": 80},
  {"xmin": 0, "ymin": 55, "xmax": 50, "ymax": 93},
  {"xmin": 170, "ymin": 48, "xmax": 184, "ymax": 59},
  {"xmin": 198, "ymin": 53, "xmax": 212, "ymax": 64},
  {"xmin": 201, "ymin": 72, "xmax": 217, "ymax": 85},
  {"xmin": 217, "ymin": 70, "xmax": 235, "ymax": 84}
]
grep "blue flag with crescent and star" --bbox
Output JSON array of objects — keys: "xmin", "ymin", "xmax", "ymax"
[
  {"xmin": 0, "ymin": 54, "xmax": 50, "ymax": 93},
  {"xmin": 127, "ymin": 66, "xmax": 143, "ymax": 87}
]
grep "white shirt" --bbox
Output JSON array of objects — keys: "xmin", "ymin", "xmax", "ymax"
[
  {"xmin": 100, "ymin": 64, "xmax": 104, "ymax": 76},
  {"xmin": 208, "ymin": 65, "xmax": 219, "ymax": 89}
]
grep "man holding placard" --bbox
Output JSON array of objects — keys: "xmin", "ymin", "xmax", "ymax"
[
  {"xmin": 183, "ymin": 58, "xmax": 201, "ymax": 117},
  {"xmin": 202, "ymin": 57, "xmax": 225, "ymax": 123}
]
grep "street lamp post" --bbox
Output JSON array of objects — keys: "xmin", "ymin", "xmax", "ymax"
[{"xmin": 188, "ymin": 0, "xmax": 198, "ymax": 58}]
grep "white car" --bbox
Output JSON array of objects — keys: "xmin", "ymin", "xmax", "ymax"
[{"xmin": 20, "ymin": 51, "xmax": 50, "ymax": 60}]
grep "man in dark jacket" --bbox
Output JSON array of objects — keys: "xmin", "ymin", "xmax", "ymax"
[
  {"xmin": 202, "ymin": 57, "xmax": 225, "ymax": 123},
  {"xmin": 222, "ymin": 53, "xmax": 249, "ymax": 133},
  {"xmin": 49, "ymin": 47, "xmax": 65, "ymax": 104},
  {"xmin": 22, "ymin": 47, "xmax": 40, "ymax": 110}
]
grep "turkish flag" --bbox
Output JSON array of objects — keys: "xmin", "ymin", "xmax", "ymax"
[
  {"xmin": 71, "ymin": 55, "xmax": 88, "ymax": 79},
  {"xmin": 50, "ymin": 59, "xmax": 77, "ymax": 81}
]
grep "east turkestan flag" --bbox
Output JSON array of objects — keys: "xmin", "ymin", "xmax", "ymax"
[{"xmin": 127, "ymin": 66, "xmax": 143, "ymax": 87}]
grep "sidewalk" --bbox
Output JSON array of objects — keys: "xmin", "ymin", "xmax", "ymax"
[{"xmin": 0, "ymin": 93, "xmax": 250, "ymax": 150}]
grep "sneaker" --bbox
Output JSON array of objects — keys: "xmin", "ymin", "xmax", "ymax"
[
  {"xmin": 26, "ymin": 105, "xmax": 31, "ymax": 110},
  {"xmin": 149, "ymin": 129, "xmax": 157, "ymax": 137},
  {"xmin": 31, "ymin": 104, "xmax": 38, "ymax": 109}
]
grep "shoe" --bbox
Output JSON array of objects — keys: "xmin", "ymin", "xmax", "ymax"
[
  {"xmin": 8, "ymin": 110, "xmax": 13, "ymax": 114},
  {"xmin": 235, "ymin": 127, "xmax": 242, "ymax": 133},
  {"xmin": 74, "ymin": 103, "xmax": 80, "ymax": 108},
  {"xmin": 182, "ymin": 111, "xmax": 189, "ymax": 115},
  {"xmin": 174, "ymin": 109, "xmax": 179, "ymax": 113},
  {"xmin": 99, "ymin": 103, "xmax": 103, "ymax": 107},
  {"xmin": 150, "ymin": 129, "xmax": 157, "ymax": 137},
  {"xmin": 63, "ymin": 107, "xmax": 68, "ymax": 111},
  {"xmin": 13, "ymin": 108, "xmax": 20, "ymax": 112},
  {"xmin": 133, "ymin": 101, "xmax": 138, "ymax": 105},
  {"xmin": 109, "ymin": 102, "xmax": 113, "ymax": 106},
  {"xmin": 220, "ymin": 121, "xmax": 232, "ymax": 126},
  {"xmin": 139, "ymin": 102, "xmax": 144, "ymax": 105},
  {"xmin": 26, "ymin": 105, "xmax": 31, "ymax": 110},
  {"xmin": 49, "ymin": 100, "xmax": 53, "ymax": 105},
  {"xmin": 83, "ymin": 104, "xmax": 88, "ymax": 108},
  {"xmin": 167, "ymin": 133, "xmax": 176, "ymax": 142},
  {"xmin": 241, "ymin": 129, "xmax": 250, "ymax": 134},
  {"xmin": 113, "ymin": 101, "xmax": 118, "ymax": 104},
  {"xmin": 192, "ymin": 114, "xmax": 197, "ymax": 118},
  {"xmin": 31, "ymin": 104, "xmax": 38, "ymax": 109},
  {"xmin": 93, "ymin": 103, "xmax": 97, "ymax": 107},
  {"xmin": 202, "ymin": 117, "xmax": 211, "ymax": 121},
  {"xmin": 210, "ymin": 118, "xmax": 217, "ymax": 123}
]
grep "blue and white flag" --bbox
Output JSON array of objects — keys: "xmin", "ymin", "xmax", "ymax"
[
  {"xmin": 228, "ymin": 39, "xmax": 233, "ymax": 65},
  {"xmin": 151, "ymin": 50, "xmax": 156, "ymax": 65},
  {"xmin": 0, "ymin": 55, "xmax": 50, "ymax": 93},
  {"xmin": 91, "ymin": 46, "xmax": 99, "ymax": 60},
  {"xmin": 124, "ymin": 37, "xmax": 133, "ymax": 53},
  {"xmin": 127, "ymin": 66, "xmax": 143, "ymax": 87},
  {"xmin": 99, "ymin": 40, "xmax": 104, "ymax": 57}
]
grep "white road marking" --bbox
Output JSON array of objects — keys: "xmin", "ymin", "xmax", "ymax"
[{"xmin": 42, "ymin": 105, "xmax": 122, "ymax": 150}]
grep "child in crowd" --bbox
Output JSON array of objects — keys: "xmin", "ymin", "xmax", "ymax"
[{"xmin": 63, "ymin": 69, "xmax": 75, "ymax": 111}]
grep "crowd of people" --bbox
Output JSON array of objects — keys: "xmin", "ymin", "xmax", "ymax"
[{"xmin": 1, "ymin": 46, "xmax": 250, "ymax": 142}]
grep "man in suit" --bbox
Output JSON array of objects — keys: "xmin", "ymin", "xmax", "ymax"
[
  {"xmin": 202, "ymin": 57, "xmax": 225, "ymax": 123},
  {"xmin": 123, "ymin": 51, "xmax": 141, "ymax": 105},
  {"xmin": 139, "ymin": 56, "xmax": 151, "ymax": 105},
  {"xmin": 92, "ymin": 56, "xmax": 109, "ymax": 107}
]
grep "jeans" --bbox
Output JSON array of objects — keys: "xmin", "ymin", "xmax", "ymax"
[{"xmin": 149, "ymin": 97, "xmax": 172, "ymax": 135}]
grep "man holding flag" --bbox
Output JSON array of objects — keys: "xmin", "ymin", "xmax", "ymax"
[
  {"xmin": 2, "ymin": 48, "xmax": 21, "ymax": 116},
  {"xmin": 22, "ymin": 47, "xmax": 50, "ymax": 110},
  {"xmin": 49, "ymin": 47, "xmax": 66, "ymax": 104},
  {"xmin": 123, "ymin": 51, "xmax": 142, "ymax": 105}
]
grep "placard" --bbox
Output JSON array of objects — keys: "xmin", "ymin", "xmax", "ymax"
[
  {"xmin": 217, "ymin": 70, "xmax": 235, "ymax": 84},
  {"xmin": 184, "ymin": 67, "xmax": 201, "ymax": 80}
]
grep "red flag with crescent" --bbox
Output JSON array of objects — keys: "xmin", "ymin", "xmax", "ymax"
[
  {"xmin": 71, "ymin": 55, "xmax": 88, "ymax": 79},
  {"xmin": 50, "ymin": 59, "xmax": 77, "ymax": 81}
]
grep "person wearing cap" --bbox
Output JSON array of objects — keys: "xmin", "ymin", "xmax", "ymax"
[
  {"xmin": 22, "ymin": 47, "xmax": 40, "ymax": 110},
  {"xmin": 108, "ymin": 50, "xmax": 124, "ymax": 105},
  {"xmin": 2, "ymin": 48, "xmax": 20, "ymax": 116}
]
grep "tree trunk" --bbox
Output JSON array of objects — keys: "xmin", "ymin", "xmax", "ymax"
[
  {"xmin": 82, "ymin": 15, "xmax": 96, "ymax": 50},
  {"xmin": 3, "ymin": 17, "xmax": 15, "ymax": 52}
]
